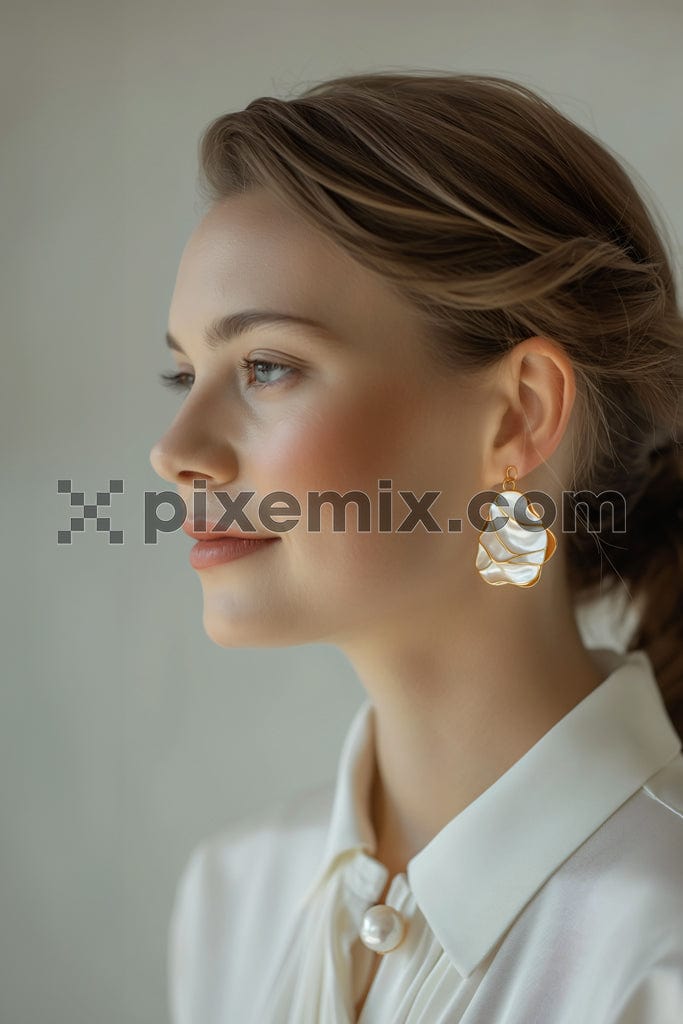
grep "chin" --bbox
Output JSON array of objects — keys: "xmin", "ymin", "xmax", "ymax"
[
  {"xmin": 201, "ymin": 605, "xmax": 315, "ymax": 650},
  {"xmin": 202, "ymin": 611, "xmax": 272, "ymax": 649}
]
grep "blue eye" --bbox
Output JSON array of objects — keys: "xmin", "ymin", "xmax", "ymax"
[
  {"xmin": 158, "ymin": 358, "xmax": 294, "ymax": 394},
  {"xmin": 237, "ymin": 357, "xmax": 294, "ymax": 387}
]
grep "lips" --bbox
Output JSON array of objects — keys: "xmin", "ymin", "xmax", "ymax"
[{"xmin": 181, "ymin": 519, "xmax": 274, "ymax": 542}]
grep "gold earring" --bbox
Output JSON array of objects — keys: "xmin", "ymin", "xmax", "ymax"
[{"xmin": 475, "ymin": 465, "xmax": 557, "ymax": 587}]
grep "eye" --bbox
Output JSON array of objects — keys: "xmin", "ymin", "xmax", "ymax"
[
  {"xmin": 157, "ymin": 358, "xmax": 296, "ymax": 396},
  {"xmin": 237, "ymin": 357, "xmax": 295, "ymax": 388},
  {"xmin": 158, "ymin": 370, "xmax": 194, "ymax": 393}
]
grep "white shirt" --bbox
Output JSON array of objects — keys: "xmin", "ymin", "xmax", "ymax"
[{"xmin": 168, "ymin": 646, "xmax": 683, "ymax": 1023}]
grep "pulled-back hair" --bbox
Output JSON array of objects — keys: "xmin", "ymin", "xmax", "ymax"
[{"xmin": 197, "ymin": 70, "xmax": 683, "ymax": 736}]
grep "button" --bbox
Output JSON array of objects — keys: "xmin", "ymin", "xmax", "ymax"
[{"xmin": 359, "ymin": 903, "xmax": 407, "ymax": 953}]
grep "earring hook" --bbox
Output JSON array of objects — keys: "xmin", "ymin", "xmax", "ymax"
[{"xmin": 502, "ymin": 465, "xmax": 517, "ymax": 491}]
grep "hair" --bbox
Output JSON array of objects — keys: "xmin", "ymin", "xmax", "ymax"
[{"xmin": 196, "ymin": 69, "xmax": 683, "ymax": 737}]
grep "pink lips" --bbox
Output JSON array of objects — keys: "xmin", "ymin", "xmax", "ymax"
[
  {"xmin": 189, "ymin": 535, "xmax": 279, "ymax": 569},
  {"xmin": 182, "ymin": 520, "xmax": 280, "ymax": 569}
]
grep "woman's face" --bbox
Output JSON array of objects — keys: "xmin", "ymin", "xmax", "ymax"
[{"xmin": 150, "ymin": 188, "xmax": 491, "ymax": 649}]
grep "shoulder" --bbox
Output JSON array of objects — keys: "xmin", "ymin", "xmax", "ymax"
[
  {"xmin": 641, "ymin": 751, "xmax": 683, "ymax": 827},
  {"xmin": 604, "ymin": 769, "xmax": 683, "ymax": 1024},
  {"xmin": 613, "ymin": 752, "xmax": 683, "ymax": 915},
  {"xmin": 187, "ymin": 777, "xmax": 334, "ymax": 871},
  {"xmin": 551, "ymin": 753, "xmax": 683, "ymax": 932},
  {"xmin": 167, "ymin": 781, "xmax": 335, "ymax": 1023},
  {"xmin": 486, "ymin": 756, "xmax": 683, "ymax": 1023},
  {"xmin": 171, "ymin": 778, "xmax": 335, "ymax": 931},
  {"xmin": 531, "ymin": 753, "xmax": 683, "ymax": 990}
]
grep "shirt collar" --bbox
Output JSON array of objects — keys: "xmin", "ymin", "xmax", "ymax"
[{"xmin": 310, "ymin": 647, "xmax": 682, "ymax": 979}]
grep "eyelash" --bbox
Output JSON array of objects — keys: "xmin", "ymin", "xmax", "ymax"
[{"xmin": 158, "ymin": 357, "xmax": 293, "ymax": 394}]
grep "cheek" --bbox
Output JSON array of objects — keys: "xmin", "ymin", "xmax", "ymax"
[
  {"xmin": 255, "ymin": 386, "xmax": 417, "ymax": 506},
  {"xmin": 249, "ymin": 389, "xmax": 466, "ymax": 592}
]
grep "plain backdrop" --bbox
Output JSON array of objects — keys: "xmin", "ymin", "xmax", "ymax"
[{"xmin": 2, "ymin": 1, "xmax": 681, "ymax": 1021}]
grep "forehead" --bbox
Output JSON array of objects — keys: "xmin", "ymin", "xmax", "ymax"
[{"xmin": 169, "ymin": 188, "xmax": 426, "ymax": 348}]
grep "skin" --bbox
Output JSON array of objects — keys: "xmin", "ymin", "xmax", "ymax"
[{"xmin": 150, "ymin": 187, "xmax": 606, "ymax": 1018}]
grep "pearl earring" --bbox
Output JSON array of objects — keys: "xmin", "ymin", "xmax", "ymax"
[{"xmin": 475, "ymin": 465, "xmax": 557, "ymax": 587}]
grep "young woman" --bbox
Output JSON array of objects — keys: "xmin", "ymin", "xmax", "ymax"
[{"xmin": 150, "ymin": 71, "xmax": 683, "ymax": 1023}]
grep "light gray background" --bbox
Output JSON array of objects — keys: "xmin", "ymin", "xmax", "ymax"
[{"xmin": 2, "ymin": 1, "xmax": 681, "ymax": 1021}]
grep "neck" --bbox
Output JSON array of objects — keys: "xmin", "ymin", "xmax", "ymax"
[{"xmin": 336, "ymin": 570, "xmax": 608, "ymax": 877}]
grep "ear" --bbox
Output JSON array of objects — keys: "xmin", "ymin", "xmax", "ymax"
[{"xmin": 482, "ymin": 336, "xmax": 577, "ymax": 487}]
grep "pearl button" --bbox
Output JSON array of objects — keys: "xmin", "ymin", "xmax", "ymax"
[{"xmin": 359, "ymin": 903, "xmax": 406, "ymax": 953}]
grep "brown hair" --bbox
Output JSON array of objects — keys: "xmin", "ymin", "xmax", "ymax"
[{"xmin": 197, "ymin": 70, "xmax": 683, "ymax": 737}]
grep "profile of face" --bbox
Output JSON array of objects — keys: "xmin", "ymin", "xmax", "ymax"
[{"xmin": 149, "ymin": 188, "xmax": 494, "ymax": 651}]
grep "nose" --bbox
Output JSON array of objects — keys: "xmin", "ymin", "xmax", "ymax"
[{"xmin": 149, "ymin": 418, "xmax": 238, "ymax": 488}]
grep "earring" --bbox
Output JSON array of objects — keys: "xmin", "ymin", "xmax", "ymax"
[{"xmin": 475, "ymin": 465, "xmax": 557, "ymax": 587}]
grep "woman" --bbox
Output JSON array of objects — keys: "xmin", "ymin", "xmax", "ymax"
[{"xmin": 150, "ymin": 71, "xmax": 683, "ymax": 1023}]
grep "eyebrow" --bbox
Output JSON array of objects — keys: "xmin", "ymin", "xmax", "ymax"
[{"xmin": 165, "ymin": 310, "xmax": 336, "ymax": 354}]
